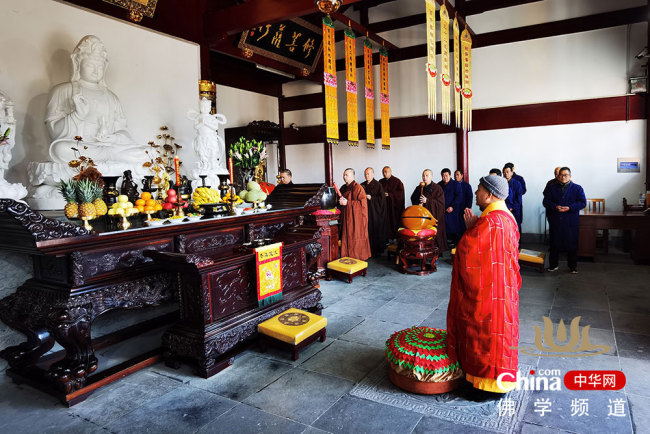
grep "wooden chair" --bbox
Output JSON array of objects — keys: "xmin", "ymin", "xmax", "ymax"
[
  {"xmin": 587, "ymin": 198, "xmax": 605, "ymax": 213},
  {"xmin": 587, "ymin": 198, "xmax": 607, "ymax": 253}
]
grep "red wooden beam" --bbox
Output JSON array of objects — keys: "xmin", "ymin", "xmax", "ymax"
[
  {"xmin": 464, "ymin": 0, "xmax": 543, "ymax": 16},
  {"xmin": 282, "ymin": 95, "xmax": 646, "ymax": 144},
  {"xmin": 475, "ymin": 6, "xmax": 647, "ymax": 48},
  {"xmin": 367, "ymin": 13, "xmax": 428, "ymax": 34},
  {"xmin": 280, "ymin": 93, "xmax": 324, "ymax": 112},
  {"xmin": 331, "ymin": 11, "xmax": 399, "ymax": 51},
  {"xmin": 206, "ymin": 0, "xmax": 364, "ymax": 44}
]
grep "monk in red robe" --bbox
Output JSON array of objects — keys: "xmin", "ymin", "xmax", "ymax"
[
  {"xmin": 338, "ymin": 168, "xmax": 371, "ymax": 261},
  {"xmin": 379, "ymin": 166, "xmax": 405, "ymax": 237},
  {"xmin": 446, "ymin": 175, "xmax": 521, "ymax": 396}
]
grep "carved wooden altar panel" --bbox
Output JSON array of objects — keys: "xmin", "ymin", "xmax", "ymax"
[{"xmin": 209, "ymin": 264, "xmax": 256, "ymax": 321}]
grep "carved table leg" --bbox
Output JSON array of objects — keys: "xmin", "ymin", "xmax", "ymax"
[
  {"xmin": 47, "ymin": 304, "xmax": 98, "ymax": 394},
  {"xmin": 0, "ymin": 291, "xmax": 55, "ymax": 369}
]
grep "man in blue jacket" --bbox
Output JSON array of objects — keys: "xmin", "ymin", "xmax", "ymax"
[
  {"xmin": 542, "ymin": 167, "xmax": 586, "ymax": 273},
  {"xmin": 503, "ymin": 165, "xmax": 524, "ymax": 235},
  {"xmin": 438, "ymin": 168, "xmax": 464, "ymax": 246},
  {"xmin": 454, "ymin": 169, "xmax": 474, "ymax": 234}
]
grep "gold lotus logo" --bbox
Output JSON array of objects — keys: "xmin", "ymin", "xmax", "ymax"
[{"xmin": 512, "ymin": 316, "xmax": 610, "ymax": 357}]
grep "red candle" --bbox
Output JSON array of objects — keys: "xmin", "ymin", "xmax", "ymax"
[
  {"xmin": 228, "ymin": 157, "xmax": 234, "ymax": 184},
  {"xmin": 174, "ymin": 156, "xmax": 180, "ymax": 187}
]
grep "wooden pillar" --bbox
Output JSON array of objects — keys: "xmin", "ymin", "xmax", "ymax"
[
  {"xmin": 322, "ymin": 84, "xmax": 334, "ymax": 185},
  {"xmin": 456, "ymin": 128, "xmax": 469, "ymax": 182},
  {"xmin": 646, "ymin": 13, "xmax": 650, "ymax": 191},
  {"xmin": 199, "ymin": 45, "xmax": 211, "ymax": 80},
  {"xmin": 278, "ymin": 96, "xmax": 287, "ymax": 170}
]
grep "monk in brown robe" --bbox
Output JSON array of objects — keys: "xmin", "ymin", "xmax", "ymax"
[
  {"xmin": 379, "ymin": 166, "xmax": 405, "ymax": 237},
  {"xmin": 361, "ymin": 167, "xmax": 389, "ymax": 257},
  {"xmin": 339, "ymin": 168, "xmax": 371, "ymax": 261},
  {"xmin": 410, "ymin": 169, "xmax": 448, "ymax": 252}
]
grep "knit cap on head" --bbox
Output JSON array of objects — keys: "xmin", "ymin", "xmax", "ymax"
[{"xmin": 479, "ymin": 175, "xmax": 509, "ymax": 200}]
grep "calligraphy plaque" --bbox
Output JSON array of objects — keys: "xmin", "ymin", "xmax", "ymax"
[{"xmin": 238, "ymin": 18, "xmax": 323, "ymax": 74}]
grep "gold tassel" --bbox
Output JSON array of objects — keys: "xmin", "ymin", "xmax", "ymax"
[
  {"xmin": 461, "ymin": 27, "xmax": 472, "ymax": 131},
  {"xmin": 345, "ymin": 26, "xmax": 359, "ymax": 147},
  {"xmin": 440, "ymin": 3, "xmax": 451, "ymax": 126},
  {"xmin": 453, "ymin": 15, "xmax": 461, "ymax": 129},
  {"xmin": 364, "ymin": 38, "xmax": 375, "ymax": 149},
  {"xmin": 322, "ymin": 16, "xmax": 339, "ymax": 145},
  {"xmin": 425, "ymin": 0, "xmax": 437, "ymax": 120},
  {"xmin": 380, "ymin": 46, "xmax": 390, "ymax": 150}
]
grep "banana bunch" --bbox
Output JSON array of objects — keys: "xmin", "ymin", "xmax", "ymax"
[{"xmin": 192, "ymin": 187, "xmax": 222, "ymax": 205}]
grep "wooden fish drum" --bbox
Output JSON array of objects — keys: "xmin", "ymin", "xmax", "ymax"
[{"xmin": 401, "ymin": 205, "xmax": 437, "ymax": 230}]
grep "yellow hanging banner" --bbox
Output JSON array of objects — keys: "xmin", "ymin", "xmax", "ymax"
[
  {"xmin": 322, "ymin": 16, "xmax": 338, "ymax": 144},
  {"xmin": 453, "ymin": 15, "xmax": 461, "ymax": 129},
  {"xmin": 344, "ymin": 27, "xmax": 359, "ymax": 147},
  {"xmin": 460, "ymin": 27, "xmax": 473, "ymax": 131},
  {"xmin": 425, "ymin": 0, "xmax": 437, "ymax": 120},
  {"xmin": 364, "ymin": 38, "xmax": 375, "ymax": 149},
  {"xmin": 380, "ymin": 46, "xmax": 390, "ymax": 150},
  {"xmin": 255, "ymin": 242, "xmax": 283, "ymax": 307},
  {"xmin": 440, "ymin": 3, "xmax": 451, "ymax": 126}
]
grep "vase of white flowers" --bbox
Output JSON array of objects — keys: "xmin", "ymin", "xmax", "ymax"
[{"xmin": 229, "ymin": 137, "xmax": 267, "ymax": 189}]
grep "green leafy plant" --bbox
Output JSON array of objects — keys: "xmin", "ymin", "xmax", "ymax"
[{"xmin": 229, "ymin": 137, "xmax": 266, "ymax": 170}]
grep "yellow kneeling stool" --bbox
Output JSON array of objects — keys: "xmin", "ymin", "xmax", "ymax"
[
  {"xmin": 518, "ymin": 249, "xmax": 546, "ymax": 273},
  {"xmin": 452, "ymin": 248, "xmax": 546, "ymax": 273},
  {"xmin": 257, "ymin": 308, "xmax": 327, "ymax": 361},
  {"xmin": 326, "ymin": 257, "xmax": 368, "ymax": 284}
]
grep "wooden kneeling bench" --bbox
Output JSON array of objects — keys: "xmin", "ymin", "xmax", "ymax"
[
  {"xmin": 258, "ymin": 308, "xmax": 327, "ymax": 361},
  {"xmin": 326, "ymin": 257, "xmax": 368, "ymax": 283}
]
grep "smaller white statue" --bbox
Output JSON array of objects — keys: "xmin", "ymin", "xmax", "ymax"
[
  {"xmin": 0, "ymin": 92, "xmax": 28, "ymax": 201},
  {"xmin": 188, "ymin": 97, "xmax": 228, "ymax": 187}
]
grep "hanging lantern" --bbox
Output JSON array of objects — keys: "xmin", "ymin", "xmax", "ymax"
[
  {"xmin": 315, "ymin": 0, "xmax": 342, "ymax": 14},
  {"xmin": 242, "ymin": 47, "xmax": 253, "ymax": 58}
]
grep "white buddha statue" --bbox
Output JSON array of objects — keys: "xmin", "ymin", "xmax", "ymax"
[{"xmin": 45, "ymin": 35, "xmax": 146, "ymax": 164}]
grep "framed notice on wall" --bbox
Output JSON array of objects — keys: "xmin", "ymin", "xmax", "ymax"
[
  {"xmin": 238, "ymin": 18, "xmax": 323, "ymax": 74},
  {"xmin": 617, "ymin": 158, "xmax": 641, "ymax": 173}
]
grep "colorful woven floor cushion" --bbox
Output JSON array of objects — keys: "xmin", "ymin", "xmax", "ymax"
[
  {"xmin": 386, "ymin": 327, "xmax": 463, "ymax": 384},
  {"xmin": 258, "ymin": 308, "xmax": 327, "ymax": 345},
  {"xmin": 397, "ymin": 227, "xmax": 437, "ymax": 238},
  {"xmin": 327, "ymin": 257, "xmax": 368, "ymax": 274}
]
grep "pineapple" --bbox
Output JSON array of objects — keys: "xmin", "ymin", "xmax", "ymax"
[
  {"xmin": 59, "ymin": 180, "xmax": 78, "ymax": 219},
  {"xmin": 92, "ymin": 182, "xmax": 108, "ymax": 216},
  {"xmin": 76, "ymin": 179, "xmax": 97, "ymax": 218}
]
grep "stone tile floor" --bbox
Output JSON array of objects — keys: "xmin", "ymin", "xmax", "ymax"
[{"xmin": 1, "ymin": 248, "xmax": 649, "ymax": 433}]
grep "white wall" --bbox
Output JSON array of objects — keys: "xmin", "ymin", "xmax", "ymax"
[
  {"xmin": 0, "ymin": 0, "xmax": 200, "ymax": 187},
  {"xmin": 470, "ymin": 120, "xmax": 646, "ymax": 234}
]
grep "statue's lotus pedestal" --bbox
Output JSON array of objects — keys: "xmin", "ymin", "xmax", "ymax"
[{"xmin": 27, "ymin": 161, "xmax": 147, "ymax": 210}]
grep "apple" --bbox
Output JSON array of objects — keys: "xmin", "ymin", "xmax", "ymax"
[
  {"xmin": 162, "ymin": 202, "xmax": 173, "ymax": 210},
  {"xmin": 182, "ymin": 201, "xmax": 189, "ymax": 209},
  {"xmin": 166, "ymin": 196, "xmax": 177, "ymax": 203},
  {"xmin": 167, "ymin": 189, "xmax": 177, "ymax": 197}
]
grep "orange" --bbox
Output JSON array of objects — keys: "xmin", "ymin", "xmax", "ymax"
[
  {"xmin": 141, "ymin": 192, "xmax": 152, "ymax": 200},
  {"xmin": 145, "ymin": 199, "xmax": 156, "ymax": 207},
  {"xmin": 137, "ymin": 205, "xmax": 145, "ymax": 213},
  {"xmin": 154, "ymin": 203, "xmax": 163, "ymax": 211},
  {"xmin": 144, "ymin": 205, "xmax": 155, "ymax": 212},
  {"xmin": 135, "ymin": 199, "xmax": 145, "ymax": 206}
]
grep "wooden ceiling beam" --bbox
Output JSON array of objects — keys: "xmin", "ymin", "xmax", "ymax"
[
  {"xmin": 463, "ymin": 0, "xmax": 544, "ymax": 16},
  {"xmin": 330, "ymin": 11, "xmax": 399, "ymax": 51},
  {"xmin": 206, "ymin": 0, "xmax": 364, "ymax": 45},
  {"xmin": 330, "ymin": 5, "xmax": 647, "ymax": 70},
  {"xmin": 474, "ymin": 5, "xmax": 647, "ymax": 48}
]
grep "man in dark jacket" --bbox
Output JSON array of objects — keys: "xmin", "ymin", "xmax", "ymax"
[{"xmin": 542, "ymin": 167, "xmax": 586, "ymax": 273}]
